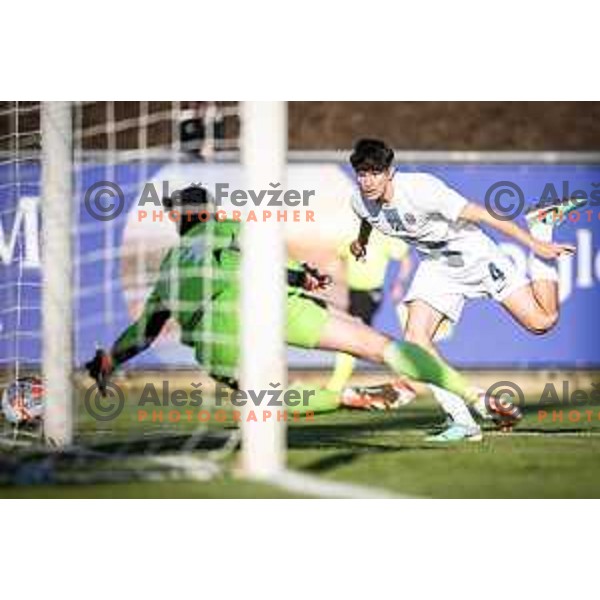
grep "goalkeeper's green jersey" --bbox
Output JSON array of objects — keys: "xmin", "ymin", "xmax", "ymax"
[
  {"xmin": 148, "ymin": 219, "xmax": 241, "ymax": 346},
  {"xmin": 116, "ymin": 218, "xmax": 329, "ymax": 380}
]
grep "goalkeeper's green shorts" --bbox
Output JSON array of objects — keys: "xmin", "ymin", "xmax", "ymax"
[{"xmin": 193, "ymin": 283, "xmax": 330, "ymax": 381}]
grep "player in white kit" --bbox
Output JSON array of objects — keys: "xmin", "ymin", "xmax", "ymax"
[{"xmin": 349, "ymin": 139, "xmax": 577, "ymax": 441}]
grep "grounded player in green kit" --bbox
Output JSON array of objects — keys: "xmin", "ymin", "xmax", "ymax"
[{"xmin": 86, "ymin": 185, "xmax": 518, "ymax": 423}]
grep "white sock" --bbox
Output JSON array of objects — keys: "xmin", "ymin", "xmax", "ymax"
[
  {"xmin": 429, "ymin": 385, "xmax": 478, "ymax": 429},
  {"xmin": 528, "ymin": 217, "xmax": 558, "ymax": 282}
]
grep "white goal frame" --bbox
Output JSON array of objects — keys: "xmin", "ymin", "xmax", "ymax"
[
  {"xmin": 41, "ymin": 101, "xmax": 73, "ymax": 447},
  {"xmin": 240, "ymin": 101, "xmax": 287, "ymax": 478}
]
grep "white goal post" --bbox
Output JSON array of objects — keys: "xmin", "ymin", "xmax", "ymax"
[
  {"xmin": 41, "ymin": 101, "xmax": 73, "ymax": 447},
  {"xmin": 240, "ymin": 101, "xmax": 287, "ymax": 478}
]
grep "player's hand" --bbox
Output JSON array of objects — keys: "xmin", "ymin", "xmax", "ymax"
[
  {"xmin": 85, "ymin": 348, "xmax": 113, "ymax": 397},
  {"xmin": 531, "ymin": 239, "xmax": 576, "ymax": 260},
  {"xmin": 350, "ymin": 240, "xmax": 367, "ymax": 261},
  {"xmin": 301, "ymin": 263, "xmax": 332, "ymax": 291}
]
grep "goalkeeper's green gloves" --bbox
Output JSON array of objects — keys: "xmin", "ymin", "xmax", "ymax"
[{"xmin": 287, "ymin": 262, "xmax": 332, "ymax": 291}]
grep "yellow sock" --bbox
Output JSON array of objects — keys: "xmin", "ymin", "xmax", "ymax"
[{"xmin": 326, "ymin": 353, "xmax": 355, "ymax": 393}]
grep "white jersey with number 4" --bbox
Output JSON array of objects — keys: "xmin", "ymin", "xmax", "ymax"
[{"xmin": 351, "ymin": 172, "xmax": 527, "ymax": 322}]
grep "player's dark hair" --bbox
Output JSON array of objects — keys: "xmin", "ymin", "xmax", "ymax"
[
  {"xmin": 163, "ymin": 184, "xmax": 212, "ymax": 236},
  {"xmin": 350, "ymin": 138, "xmax": 394, "ymax": 172}
]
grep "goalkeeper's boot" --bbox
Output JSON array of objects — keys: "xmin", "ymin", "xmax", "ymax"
[
  {"xmin": 526, "ymin": 196, "xmax": 585, "ymax": 229},
  {"xmin": 341, "ymin": 380, "xmax": 416, "ymax": 411},
  {"xmin": 340, "ymin": 386, "xmax": 385, "ymax": 410},
  {"xmin": 389, "ymin": 379, "xmax": 417, "ymax": 408},
  {"xmin": 425, "ymin": 423, "xmax": 483, "ymax": 443},
  {"xmin": 472, "ymin": 390, "xmax": 523, "ymax": 432}
]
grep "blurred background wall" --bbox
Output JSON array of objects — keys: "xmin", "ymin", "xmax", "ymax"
[
  {"xmin": 3, "ymin": 102, "xmax": 600, "ymax": 152},
  {"xmin": 289, "ymin": 102, "xmax": 600, "ymax": 150}
]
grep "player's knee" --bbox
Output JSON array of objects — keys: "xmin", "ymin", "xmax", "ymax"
[
  {"xmin": 404, "ymin": 329, "xmax": 435, "ymax": 352},
  {"xmin": 528, "ymin": 311, "xmax": 559, "ymax": 335},
  {"xmin": 541, "ymin": 311, "xmax": 559, "ymax": 334}
]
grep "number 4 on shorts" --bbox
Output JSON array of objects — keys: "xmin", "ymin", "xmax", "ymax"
[{"xmin": 488, "ymin": 262, "xmax": 505, "ymax": 282}]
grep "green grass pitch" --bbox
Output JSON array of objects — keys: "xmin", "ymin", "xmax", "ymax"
[{"xmin": 2, "ymin": 390, "xmax": 600, "ymax": 498}]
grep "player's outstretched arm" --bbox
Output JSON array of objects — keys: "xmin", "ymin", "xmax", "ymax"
[
  {"xmin": 459, "ymin": 202, "xmax": 575, "ymax": 258},
  {"xmin": 109, "ymin": 307, "xmax": 171, "ymax": 369},
  {"xmin": 350, "ymin": 218, "xmax": 372, "ymax": 260},
  {"xmin": 85, "ymin": 290, "xmax": 170, "ymax": 394}
]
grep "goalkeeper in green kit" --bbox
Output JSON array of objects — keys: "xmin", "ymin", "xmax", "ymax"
[{"xmin": 86, "ymin": 184, "xmax": 516, "ymax": 421}]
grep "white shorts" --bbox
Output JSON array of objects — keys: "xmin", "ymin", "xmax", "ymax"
[{"xmin": 403, "ymin": 244, "xmax": 528, "ymax": 323}]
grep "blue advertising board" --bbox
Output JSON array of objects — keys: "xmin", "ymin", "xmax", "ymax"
[{"xmin": 1, "ymin": 160, "xmax": 599, "ymax": 369}]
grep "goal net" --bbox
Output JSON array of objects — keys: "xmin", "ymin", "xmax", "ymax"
[{"xmin": 0, "ymin": 101, "xmax": 286, "ymax": 483}]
